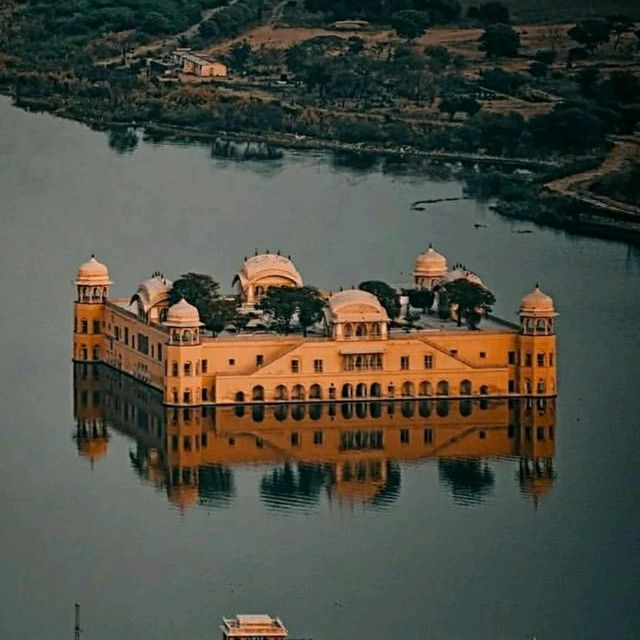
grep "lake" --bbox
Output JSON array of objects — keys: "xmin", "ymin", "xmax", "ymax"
[{"xmin": 1, "ymin": 95, "xmax": 639, "ymax": 640}]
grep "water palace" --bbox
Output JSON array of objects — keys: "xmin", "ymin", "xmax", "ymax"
[{"xmin": 72, "ymin": 246, "xmax": 557, "ymax": 406}]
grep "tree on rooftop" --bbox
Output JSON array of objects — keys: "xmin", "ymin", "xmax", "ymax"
[
  {"xmin": 296, "ymin": 286, "xmax": 327, "ymax": 337},
  {"xmin": 359, "ymin": 280, "xmax": 401, "ymax": 320},
  {"xmin": 170, "ymin": 273, "xmax": 236, "ymax": 334},
  {"xmin": 390, "ymin": 10, "xmax": 430, "ymax": 42},
  {"xmin": 479, "ymin": 24, "xmax": 520, "ymax": 58},
  {"xmin": 442, "ymin": 278, "xmax": 496, "ymax": 328},
  {"xmin": 258, "ymin": 286, "xmax": 298, "ymax": 334},
  {"xmin": 406, "ymin": 288, "xmax": 435, "ymax": 313}
]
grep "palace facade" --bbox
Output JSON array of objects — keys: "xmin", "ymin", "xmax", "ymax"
[{"xmin": 72, "ymin": 246, "xmax": 557, "ymax": 407}]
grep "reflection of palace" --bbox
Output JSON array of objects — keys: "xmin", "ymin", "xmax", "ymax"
[
  {"xmin": 72, "ymin": 247, "xmax": 557, "ymax": 406},
  {"xmin": 74, "ymin": 364, "xmax": 556, "ymax": 510}
]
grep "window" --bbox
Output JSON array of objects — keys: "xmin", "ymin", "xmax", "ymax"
[
  {"xmin": 291, "ymin": 359, "xmax": 300, "ymax": 373},
  {"xmin": 124, "ymin": 327, "xmax": 129, "ymax": 345},
  {"xmin": 525, "ymin": 353, "xmax": 532, "ymax": 367},
  {"xmin": 537, "ymin": 427, "xmax": 545, "ymax": 441},
  {"xmin": 424, "ymin": 354, "xmax": 433, "ymax": 369},
  {"xmin": 313, "ymin": 431, "xmax": 323, "ymax": 445},
  {"xmin": 450, "ymin": 349, "xmax": 458, "ymax": 355},
  {"xmin": 171, "ymin": 361, "xmax": 178, "ymax": 377},
  {"xmin": 171, "ymin": 436, "xmax": 178, "ymax": 452},
  {"xmin": 228, "ymin": 358, "xmax": 235, "ymax": 366},
  {"xmin": 184, "ymin": 362, "xmax": 192, "ymax": 376},
  {"xmin": 137, "ymin": 334, "xmax": 149, "ymax": 355},
  {"xmin": 479, "ymin": 351, "xmax": 486, "ymax": 359},
  {"xmin": 479, "ymin": 430, "xmax": 486, "ymax": 439},
  {"xmin": 202, "ymin": 388, "xmax": 209, "ymax": 401},
  {"xmin": 549, "ymin": 352, "xmax": 554, "ymax": 366},
  {"xmin": 183, "ymin": 390, "xmax": 191, "ymax": 404},
  {"xmin": 183, "ymin": 436, "xmax": 191, "ymax": 451},
  {"xmin": 508, "ymin": 351, "xmax": 516, "ymax": 365},
  {"xmin": 291, "ymin": 432, "xmax": 300, "ymax": 447},
  {"xmin": 92, "ymin": 346, "xmax": 100, "ymax": 360},
  {"xmin": 201, "ymin": 358, "xmax": 208, "ymax": 373},
  {"xmin": 400, "ymin": 429, "xmax": 410, "ymax": 444},
  {"xmin": 114, "ymin": 326, "xmax": 120, "ymax": 341},
  {"xmin": 157, "ymin": 343, "xmax": 162, "ymax": 361},
  {"xmin": 256, "ymin": 355, "xmax": 264, "ymax": 367},
  {"xmin": 537, "ymin": 353, "xmax": 545, "ymax": 367},
  {"xmin": 508, "ymin": 380, "xmax": 516, "ymax": 393},
  {"xmin": 424, "ymin": 428, "xmax": 433, "ymax": 443},
  {"xmin": 93, "ymin": 320, "xmax": 101, "ymax": 334},
  {"xmin": 400, "ymin": 355, "xmax": 410, "ymax": 370},
  {"xmin": 313, "ymin": 359, "xmax": 323, "ymax": 373},
  {"xmin": 80, "ymin": 319, "xmax": 88, "ymax": 334}
]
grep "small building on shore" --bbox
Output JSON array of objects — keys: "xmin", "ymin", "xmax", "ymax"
[{"xmin": 172, "ymin": 49, "xmax": 227, "ymax": 77}]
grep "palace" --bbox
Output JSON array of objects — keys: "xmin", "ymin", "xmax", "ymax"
[{"xmin": 72, "ymin": 245, "xmax": 557, "ymax": 406}]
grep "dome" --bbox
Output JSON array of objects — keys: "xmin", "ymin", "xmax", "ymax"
[
  {"xmin": 446, "ymin": 267, "xmax": 484, "ymax": 287},
  {"xmin": 131, "ymin": 274, "xmax": 172, "ymax": 313},
  {"xmin": 520, "ymin": 285, "xmax": 556, "ymax": 316},
  {"xmin": 164, "ymin": 298, "xmax": 203, "ymax": 327},
  {"xmin": 413, "ymin": 244, "xmax": 447, "ymax": 276},
  {"xmin": 233, "ymin": 253, "xmax": 303, "ymax": 289},
  {"xmin": 326, "ymin": 289, "xmax": 389, "ymax": 323},
  {"xmin": 75, "ymin": 255, "xmax": 112, "ymax": 285}
]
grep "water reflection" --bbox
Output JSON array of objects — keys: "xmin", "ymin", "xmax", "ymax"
[{"xmin": 73, "ymin": 364, "xmax": 556, "ymax": 512}]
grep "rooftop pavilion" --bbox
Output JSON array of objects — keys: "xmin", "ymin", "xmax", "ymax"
[{"xmin": 221, "ymin": 614, "xmax": 288, "ymax": 640}]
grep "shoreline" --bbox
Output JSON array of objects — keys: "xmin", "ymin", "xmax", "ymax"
[{"xmin": 4, "ymin": 90, "xmax": 640, "ymax": 246}]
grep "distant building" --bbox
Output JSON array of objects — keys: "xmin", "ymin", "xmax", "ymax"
[
  {"xmin": 172, "ymin": 49, "xmax": 227, "ymax": 77},
  {"xmin": 221, "ymin": 615, "xmax": 287, "ymax": 640}
]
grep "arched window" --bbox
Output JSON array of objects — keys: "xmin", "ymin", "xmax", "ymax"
[
  {"xmin": 355, "ymin": 323, "xmax": 367, "ymax": 337},
  {"xmin": 536, "ymin": 319, "xmax": 546, "ymax": 333},
  {"xmin": 172, "ymin": 330, "xmax": 180, "ymax": 344},
  {"xmin": 436, "ymin": 380, "xmax": 449, "ymax": 396},
  {"xmin": 480, "ymin": 384, "xmax": 490, "ymax": 395},
  {"xmin": 255, "ymin": 286, "xmax": 264, "ymax": 297},
  {"xmin": 401, "ymin": 381, "xmax": 415, "ymax": 397},
  {"xmin": 370, "ymin": 382, "xmax": 382, "ymax": 397},
  {"xmin": 419, "ymin": 381, "xmax": 432, "ymax": 396},
  {"xmin": 234, "ymin": 391, "xmax": 245, "ymax": 403},
  {"xmin": 292, "ymin": 384, "xmax": 305, "ymax": 400},
  {"xmin": 183, "ymin": 330, "xmax": 192, "ymax": 343},
  {"xmin": 370, "ymin": 323, "xmax": 381, "ymax": 337},
  {"xmin": 344, "ymin": 323, "xmax": 353, "ymax": 338},
  {"xmin": 252, "ymin": 385, "xmax": 264, "ymax": 401},
  {"xmin": 80, "ymin": 346, "xmax": 88, "ymax": 361},
  {"xmin": 355, "ymin": 355, "xmax": 364, "ymax": 370},
  {"xmin": 309, "ymin": 384, "xmax": 322, "ymax": 399},
  {"xmin": 274, "ymin": 385, "xmax": 289, "ymax": 401},
  {"xmin": 537, "ymin": 379, "xmax": 546, "ymax": 393},
  {"xmin": 355, "ymin": 383, "xmax": 367, "ymax": 398},
  {"xmin": 460, "ymin": 379, "xmax": 472, "ymax": 395},
  {"xmin": 341, "ymin": 383, "xmax": 353, "ymax": 399}
]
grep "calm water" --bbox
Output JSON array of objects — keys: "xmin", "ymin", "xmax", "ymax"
[{"xmin": 1, "ymin": 95, "xmax": 639, "ymax": 640}]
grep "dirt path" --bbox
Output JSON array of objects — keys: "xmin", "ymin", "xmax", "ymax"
[{"xmin": 545, "ymin": 136, "xmax": 640, "ymax": 218}]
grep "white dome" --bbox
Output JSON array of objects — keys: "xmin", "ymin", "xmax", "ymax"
[
  {"xmin": 234, "ymin": 253, "xmax": 303, "ymax": 288},
  {"xmin": 164, "ymin": 298, "xmax": 203, "ymax": 327},
  {"xmin": 326, "ymin": 289, "xmax": 389, "ymax": 323},
  {"xmin": 446, "ymin": 267, "xmax": 483, "ymax": 287},
  {"xmin": 131, "ymin": 274, "xmax": 172, "ymax": 313},
  {"xmin": 75, "ymin": 255, "xmax": 112, "ymax": 285},
  {"xmin": 520, "ymin": 285, "xmax": 555, "ymax": 316},
  {"xmin": 414, "ymin": 245, "xmax": 447, "ymax": 276}
]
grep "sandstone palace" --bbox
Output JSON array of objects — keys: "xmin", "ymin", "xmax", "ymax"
[{"xmin": 72, "ymin": 246, "xmax": 557, "ymax": 406}]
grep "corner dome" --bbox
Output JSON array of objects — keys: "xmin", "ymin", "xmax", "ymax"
[
  {"xmin": 520, "ymin": 285, "xmax": 555, "ymax": 315},
  {"xmin": 164, "ymin": 298, "xmax": 203, "ymax": 327},
  {"xmin": 75, "ymin": 255, "xmax": 112, "ymax": 285},
  {"xmin": 414, "ymin": 244, "xmax": 447, "ymax": 276},
  {"xmin": 326, "ymin": 289, "xmax": 389, "ymax": 323}
]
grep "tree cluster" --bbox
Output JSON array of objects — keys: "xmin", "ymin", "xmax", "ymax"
[{"xmin": 258, "ymin": 286, "xmax": 326, "ymax": 335}]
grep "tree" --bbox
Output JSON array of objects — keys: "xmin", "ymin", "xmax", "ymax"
[
  {"xmin": 476, "ymin": 2, "xmax": 510, "ymax": 25},
  {"xmin": 528, "ymin": 61, "xmax": 548, "ymax": 78},
  {"xmin": 390, "ymin": 10, "xmax": 430, "ymax": 42},
  {"xmin": 442, "ymin": 278, "xmax": 495, "ymax": 328},
  {"xmin": 296, "ymin": 286, "xmax": 327, "ymax": 336},
  {"xmin": 257, "ymin": 286, "xmax": 298, "ymax": 334},
  {"xmin": 170, "ymin": 273, "xmax": 237, "ymax": 334},
  {"xmin": 568, "ymin": 19, "xmax": 611, "ymax": 53},
  {"xmin": 359, "ymin": 281, "xmax": 401, "ymax": 319},
  {"xmin": 606, "ymin": 14, "xmax": 635, "ymax": 49},
  {"xmin": 227, "ymin": 40, "xmax": 252, "ymax": 72},
  {"xmin": 439, "ymin": 95, "xmax": 480, "ymax": 119},
  {"xmin": 406, "ymin": 288, "xmax": 435, "ymax": 313},
  {"xmin": 479, "ymin": 24, "xmax": 520, "ymax": 58}
]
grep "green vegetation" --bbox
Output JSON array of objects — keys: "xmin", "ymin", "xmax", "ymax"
[
  {"xmin": 441, "ymin": 279, "xmax": 496, "ymax": 328},
  {"xmin": 258, "ymin": 286, "xmax": 326, "ymax": 335},
  {"xmin": 590, "ymin": 160, "xmax": 640, "ymax": 206}
]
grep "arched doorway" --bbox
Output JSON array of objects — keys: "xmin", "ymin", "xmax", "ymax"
[
  {"xmin": 342, "ymin": 383, "xmax": 353, "ymax": 399},
  {"xmin": 370, "ymin": 382, "xmax": 382, "ymax": 398},
  {"xmin": 437, "ymin": 380, "xmax": 449, "ymax": 396},
  {"xmin": 292, "ymin": 384, "xmax": 305, "ymax": 401},
  {"xmin": 356, "ymin": 383, "xmax": 367, "ymax": 398},
  {"xmin": 401, "ymin": 381, "xmax": 415, "ymax": 397},
  {"xmin": 419, "ymin": 381, "xmax": 432, "ymax": 396},
  {"xmin": 460, "ymin": 379, "xmax": 472, "ymax": 395},
  {"xmin": 252, "ymin": 385, "xmax": 264, "ymax": 401},
  {"xmin": 309, "ymin": 384, "xmax": 322, "ymax": 399},
  {"xmin": 274, "ymin": 385, "xmax": 289, "ymax": 401}
]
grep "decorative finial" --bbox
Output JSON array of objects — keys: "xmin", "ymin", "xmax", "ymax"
[
  {"xmin": 277, "ymin": 249, "xmax": 281, "ymax": 255},
  {"xmin": 91, "ymin": 253, "xmax": 95, "ymax": 258},
  {"xmin": 254, "ymin": 248, "xmax": 258, "ymax": 256},
  {"xmin": 287, "ymin": 255, "xmax": 291, "ymax": 260},
  {"xmin": 535, "ymin": 282, "xmax": 540, "ymax": 288},
  {"xmin": 428, "ymin": 243, "xmax": 433, "ymax": 249}
]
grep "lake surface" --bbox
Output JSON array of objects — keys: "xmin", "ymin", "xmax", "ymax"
[{"xmin": 1, "ymin": 95, "xmax": 639, "ymax": 640}]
